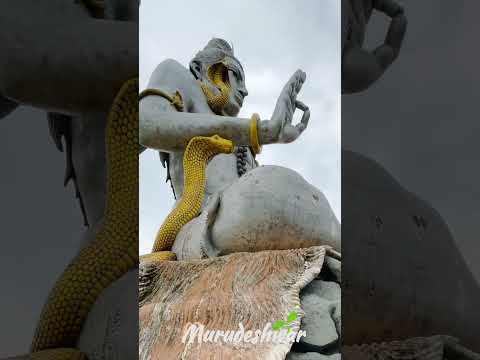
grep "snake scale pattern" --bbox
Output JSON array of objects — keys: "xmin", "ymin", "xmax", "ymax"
[
  {"xmin": 9, "ymin": 79, "xmax": 139, "ymax": 360},
  {"xmin": 140, "ymin": 60, "xmax": 235, "ymax": 262},
  {"xmin": 141, "ymin": 135, "xmax": 233, "ymax": 263},
  {"xmin": 199, "ymin": 63, "xmax": 231, "ymax": 114}
]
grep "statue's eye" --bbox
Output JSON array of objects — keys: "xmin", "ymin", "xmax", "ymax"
[{"xmin": 232, "ymin": 70, "xmax": 243, "ymax": 82}]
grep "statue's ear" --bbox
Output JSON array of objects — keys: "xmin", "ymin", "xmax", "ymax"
[{"xmin": 190, "ymin": 60, "xmax": 203, "ymax": 80}]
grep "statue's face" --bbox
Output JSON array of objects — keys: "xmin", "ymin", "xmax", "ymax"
[
  {"xmin": 194, "ymin": 55, "xmax": 248, "ymax": 116},
  {"xmin": 221, "ymin": 56, "xmax": 248, "ymax": 117}
]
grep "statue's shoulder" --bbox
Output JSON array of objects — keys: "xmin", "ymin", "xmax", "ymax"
[
  {"xmin": 148, "ymin": 59, "xmax": 195, "ymax": 93},
  {"xmin": 147, "ymin": 59, "xmax": 204, "ymax": 111},
  {"xmin": 151, "ymin": 59, "xmax": 190, "ymax": 79}
]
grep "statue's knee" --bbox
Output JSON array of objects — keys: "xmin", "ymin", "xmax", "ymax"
[
  {"xmin": 210, "ymin": 165, "xmax": 339, "ymax": 253},
  {"xmin": 231, "ymin": 165, "xmax": 307, "ymax": 217}
]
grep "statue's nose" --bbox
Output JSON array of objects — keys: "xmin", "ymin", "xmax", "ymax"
[{"xmin": 239, "ymin": 88, "xmax": 248, "ymax": 98}]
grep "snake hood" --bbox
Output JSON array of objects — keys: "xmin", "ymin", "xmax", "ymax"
[
  {"xmin": 190, "ymin": 38, "xmax": 247, "ymax": 116},
  {"xmin": 151, "ymin": 134, "xmax": 233, "ymax": 256}
]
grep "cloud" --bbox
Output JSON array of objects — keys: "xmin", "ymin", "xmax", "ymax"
[{"xmin": 139, "ymin": 0, "xmax": 340, "ymax": 254}]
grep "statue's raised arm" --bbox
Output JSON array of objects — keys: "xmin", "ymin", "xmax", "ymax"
[{"xmin": 139, "ymin": 39, "xmax": 310, "ymax": 153}]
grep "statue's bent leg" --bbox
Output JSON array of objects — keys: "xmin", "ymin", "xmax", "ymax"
[
  {"xmin": 210, "ymin": 165, "xmax": 340, "ymax": 254},
  {"xmin": 173, "ymin": 165, "xmax": 340, "ymax": 260},
  {"xmin": 172, "ymin": 192, "xmax": 222, "ymax": 260}
]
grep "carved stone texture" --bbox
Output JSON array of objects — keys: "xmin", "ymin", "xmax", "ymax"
[
  {"xmin": 300, "ymin": 280, "xmax": 341, "ymax": 348},
  {"xmin": 343, "ymin": 150, "xmax": 480, "ymax": 351},
  {"xmin": 139, "ymin": 246, "xmax": 328, "ymax": 360}
]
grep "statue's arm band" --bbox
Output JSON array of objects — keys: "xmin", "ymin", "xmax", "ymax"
[
  {"xmin": 249, "ymin": 113, "xmax": 262, "ymax": 155},
  {"xmin": 139, "ymin": 88, "xmax": 184, "ymax": 112}
]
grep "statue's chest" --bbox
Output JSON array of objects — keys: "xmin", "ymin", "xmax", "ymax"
[
  {"xmin": 205, "ymin": 147, "xmax": 256, "ymax": 194},
  {"xmin": 169, "ymin": 147, "xmax": 256, "ymax": 200},
  {"xmin": 205, "ymin": 153, "xmax": 240, "ymax": 195}
]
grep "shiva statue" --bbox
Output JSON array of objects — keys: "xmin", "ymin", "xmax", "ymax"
[
  {"xmin": 1, "ymin": 1, "xmax": 138, "ymax": 359},
  {"xmin": 139, "ymin": 38, "xmax": 341, "ymax": 359},
  {"xmin": 139, "ymin": 38, "xmax": 341, "ymax": 261}
]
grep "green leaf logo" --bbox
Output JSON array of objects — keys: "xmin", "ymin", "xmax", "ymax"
[
  {"xmin": 272, "ymin": 320, "xmax": 286, "ymax": 330},
  {"xmin": 272, "ymin": 310, "xmax": 299, "ymax": 331},
  {"xmin": 287, "ymin": 311, "xmax": 298, "ymax": 322}
]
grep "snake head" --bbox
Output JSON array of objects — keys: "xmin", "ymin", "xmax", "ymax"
[{"xmin": 210, "ymin": 134, "xmax": 234, "ymax": 154}]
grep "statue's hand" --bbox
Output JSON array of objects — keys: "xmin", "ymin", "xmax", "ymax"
[
  {"xmin": 266, "ymin": 69, "xmax": 310, "ymax": 144},
  {"xmin": 342, "ymin": 0, "xmax": 407, "ymax": 94}
]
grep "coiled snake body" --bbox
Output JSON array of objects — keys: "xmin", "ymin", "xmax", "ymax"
[
  {"xmin": 199, "ymin": 63, "xmax": 231, "ymax": 114},
  {"xmin": 10, "ymin": 79, "xmax": 139, "ymax": 360},
  {"xmin": 142, "ymin": 134, "xmax": 233, "ymax": 263}
]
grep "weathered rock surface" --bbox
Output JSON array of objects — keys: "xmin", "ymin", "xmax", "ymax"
[
  {"xmin": 299, "ymin": 280, "xmax": 341, "ymax": 348},
  {"xmin": 342, "ymin": 150, "xmax": 480, "ymax": 352},
  {"xmin": 139, "ymin": 247, "xmax": 328, "ymax": 360},
  {"xmin": 286, "ymin": 253, "xmax": 341, "ymax": 359}
]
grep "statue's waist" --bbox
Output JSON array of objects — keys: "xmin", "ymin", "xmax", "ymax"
[{"xmin": 171, "ymin": 152, "xmax": 255, "ymax": 199}]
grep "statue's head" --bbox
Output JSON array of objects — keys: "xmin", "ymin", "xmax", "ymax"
[{"xmin": 190, "ymin": 38, "xmax": 248, "ymax": 116}]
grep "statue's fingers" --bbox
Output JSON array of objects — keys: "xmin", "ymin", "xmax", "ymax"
[
  {"xmin": 296, "ymin": 100, "xmax": 310, "ymax": 128},
  {"xmin": 295, "ymin": 69, "xmax": 306, "ymax": 83},
  {"xmin": 301, "ymin": 109, "xmax": 310, "ymax": 128},
  {"xmin": 385, "ymin": 13, "xmax": 407, "ymax": 58},
  {"xmin": 285, "ymin": 82, "xmax": 300, "ymax": 121},
  {"xmin": 294, "ymin": 70, "xmax": 306, "ymax": 94},
  {"xmin": 295, "ymin": 122, "xmax": 307, "ymax": 134},
  {"xmin": 284, "ymin": 95, "xmax": 294, "ymax": 121},
  {"xmin": 279, "ymin": 71, "xmax": 307, "ymax": 126},
  {"xmin": 283, "ymin": 70, "xmax": 305, "ymax": 102},
  {"xmin": 296, "ymin": 105, "xmax": 310, "ymax": 133},
  {"xmin": 286, "ymin": 70, "xmax": 302, "ymax": 89},
  {"xmin": 283, "ymin": 76, "xmax": 297, "ymax": 109},
  {"xmin": 295, "ymin": 100, "xmax": 309, "ymax": 112},
  {"xmin": 280, "ymin": 124, "xmax": 300, "ymax": 143},
  {"xmin": 278, "ymin": 73, "xmax": 296, "ymax": 104}
]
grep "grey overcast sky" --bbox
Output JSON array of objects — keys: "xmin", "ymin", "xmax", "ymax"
[{"xmin": 139, "ymin": 0, "xmax": 340, "ymax": 255}]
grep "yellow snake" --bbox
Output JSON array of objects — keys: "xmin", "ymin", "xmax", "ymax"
[
  {"xmin": 141, "ymin": 134, "xmax": 233, "ymax": 263},
  {"xmin": 9, "ymin": 79, "xmax": 139, "ymax": 360},
  {"xmin": 140, "ymin": 62, "xmax": 235, "ymax": 263},
  {"xmin": 200, "ymin": 63, "xmax": 231, "ymax": 114}
]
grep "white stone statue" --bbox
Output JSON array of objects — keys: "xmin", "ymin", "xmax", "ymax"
[{"xmin": 140, "ymin": 38, "xmax": 341, "ymax": 260}]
